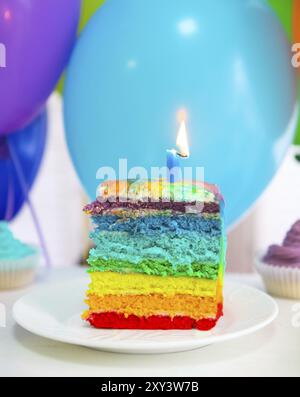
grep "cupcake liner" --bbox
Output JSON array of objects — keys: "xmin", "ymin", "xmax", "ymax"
[
  {"xmin": 256, "ymin": 259, "xmax": 300, "ymax": 300},
  {"xmin": 0, "ymin": 248, "xmax": 39, "ymax": 290}
]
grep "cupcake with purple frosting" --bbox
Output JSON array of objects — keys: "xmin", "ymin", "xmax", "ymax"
[{"xmin": 256, "ymin": 221, "xmax": 300, "ymax": 299}]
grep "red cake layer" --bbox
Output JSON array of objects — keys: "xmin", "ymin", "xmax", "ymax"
[{"xmin": 86, "ymin": 306, "xmax": 223, "ymax": 331}]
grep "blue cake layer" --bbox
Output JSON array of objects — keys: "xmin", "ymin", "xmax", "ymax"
[
  {"xmin": 92, "ymin": 214, "xmax": 222, "ymax": 237},
  {"xmin": 89, "ymin": 230, "xmax": 223, "ymax": 266}
]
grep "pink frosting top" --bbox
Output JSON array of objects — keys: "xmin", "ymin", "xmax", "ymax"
[{"xmin": 263, "ymin": 221, "xmax": 300, "ymax": 268}]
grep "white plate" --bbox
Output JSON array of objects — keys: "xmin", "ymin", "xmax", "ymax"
[{"xmin": 13, "ymin": 278, "xmax": 278, "ymax": 354}]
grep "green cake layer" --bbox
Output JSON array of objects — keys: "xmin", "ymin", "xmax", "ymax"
[{"xmin": 88, "ymin": 257, "xmax": 223, "ymax": 279}]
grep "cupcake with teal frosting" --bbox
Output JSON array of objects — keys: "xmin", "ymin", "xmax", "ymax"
[{"xmin": 0, "ymin": 222, "xmax": 39, "ymax": 289}]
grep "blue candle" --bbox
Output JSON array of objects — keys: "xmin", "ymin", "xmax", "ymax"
[
  {"xmin": 167, "ymin": 149, "xmax": 180, "ymax": 183},
  {"xmin": 167, "ymin": 118, "xmax": 189, "ymax": 183}
]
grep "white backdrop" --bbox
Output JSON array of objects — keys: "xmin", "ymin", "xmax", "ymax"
[
  {"xmin": 11, "ymin": 94, "xmax": 88, "ymax": 267},
  {"xmin": 228, "ymin": 146, "xmax": 300, "ymax": 272}
]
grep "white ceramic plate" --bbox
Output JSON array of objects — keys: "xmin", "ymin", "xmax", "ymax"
[{"xmin": 13, "ymin": 278, "xmax": 278, "ymax": 354}]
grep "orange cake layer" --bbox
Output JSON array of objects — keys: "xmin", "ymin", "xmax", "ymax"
[{"xmin": 84, "ymin": 293, "xmax": 220, "ymax": 320}]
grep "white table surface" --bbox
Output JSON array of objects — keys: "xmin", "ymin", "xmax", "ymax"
[{"xmin": 0, "ymin": 267, "xmax": 299, "ymax": 377}]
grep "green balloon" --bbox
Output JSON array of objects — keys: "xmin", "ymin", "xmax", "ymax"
[
  {"xmin": 268, "ymin": 0, "xmax": 293, "ymax": 40},
  {"xmin": 56, "ymin": 0, "xmax": 106, "ymax": 94},
  {"xmin": 79, "ymin": 0, "xmax": 106, "ymax": 33},
  {"xmin": 295, "ymin": 83, "xmax": 300, "ymax": 146},
  {"xmin": 296, "ymin": 130, "xmax": 300, "ymax": 146},
  {"xmin": 268, "ymin": 0, "xmax": 300, "ymax": 145}
]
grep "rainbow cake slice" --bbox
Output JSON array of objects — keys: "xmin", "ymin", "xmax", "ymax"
[{"xmin": 82, "ymin": 180, "xmax": 226, "ymax": 331}]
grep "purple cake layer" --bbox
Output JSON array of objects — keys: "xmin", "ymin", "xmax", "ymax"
[{"xmin": 84, "ymin": 200, "xmax": 220, "ymax": 216}]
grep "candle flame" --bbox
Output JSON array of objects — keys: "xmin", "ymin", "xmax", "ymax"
[{"xmin": 176, "ymin": 120, "xmax": 190, "ymax": 158}]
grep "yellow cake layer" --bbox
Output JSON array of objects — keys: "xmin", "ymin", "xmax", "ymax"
[
  {"xmin": 84, "ymin": 293, "xmax": 219, "ymax": 320},
  {"xmin": 88, "ymin": 271, "xmax": 220, "ymax": 297}
]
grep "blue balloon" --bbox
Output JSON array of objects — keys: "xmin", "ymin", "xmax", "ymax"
[
  {"xmin": 64, "ymin": 0, "xmax": 297, "ymax": 226},
  {"xmin": 0, "ymin": 111, "xmax": 47, "ymax": 220}
]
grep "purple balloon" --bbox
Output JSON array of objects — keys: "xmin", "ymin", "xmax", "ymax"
[{"xmin": 0, "ymin": 0, "xmax": 81, "ymax": 135}]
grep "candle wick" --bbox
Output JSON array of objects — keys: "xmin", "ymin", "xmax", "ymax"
[
  {"xmin": 169, "ymin": 148, "xmax": 189, "ymax": 159},
  {"xmin": 176, "ymin": 151, "xmax": 189, "ymax": 159},
  {"xmin": 177, "ymin": 154, "xmax": 188, "ymax": 159}
]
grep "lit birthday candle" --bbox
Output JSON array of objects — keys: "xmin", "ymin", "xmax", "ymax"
[{"xmin": 167, "ymin": 115, "xmax": 190, "ymax": 183}]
